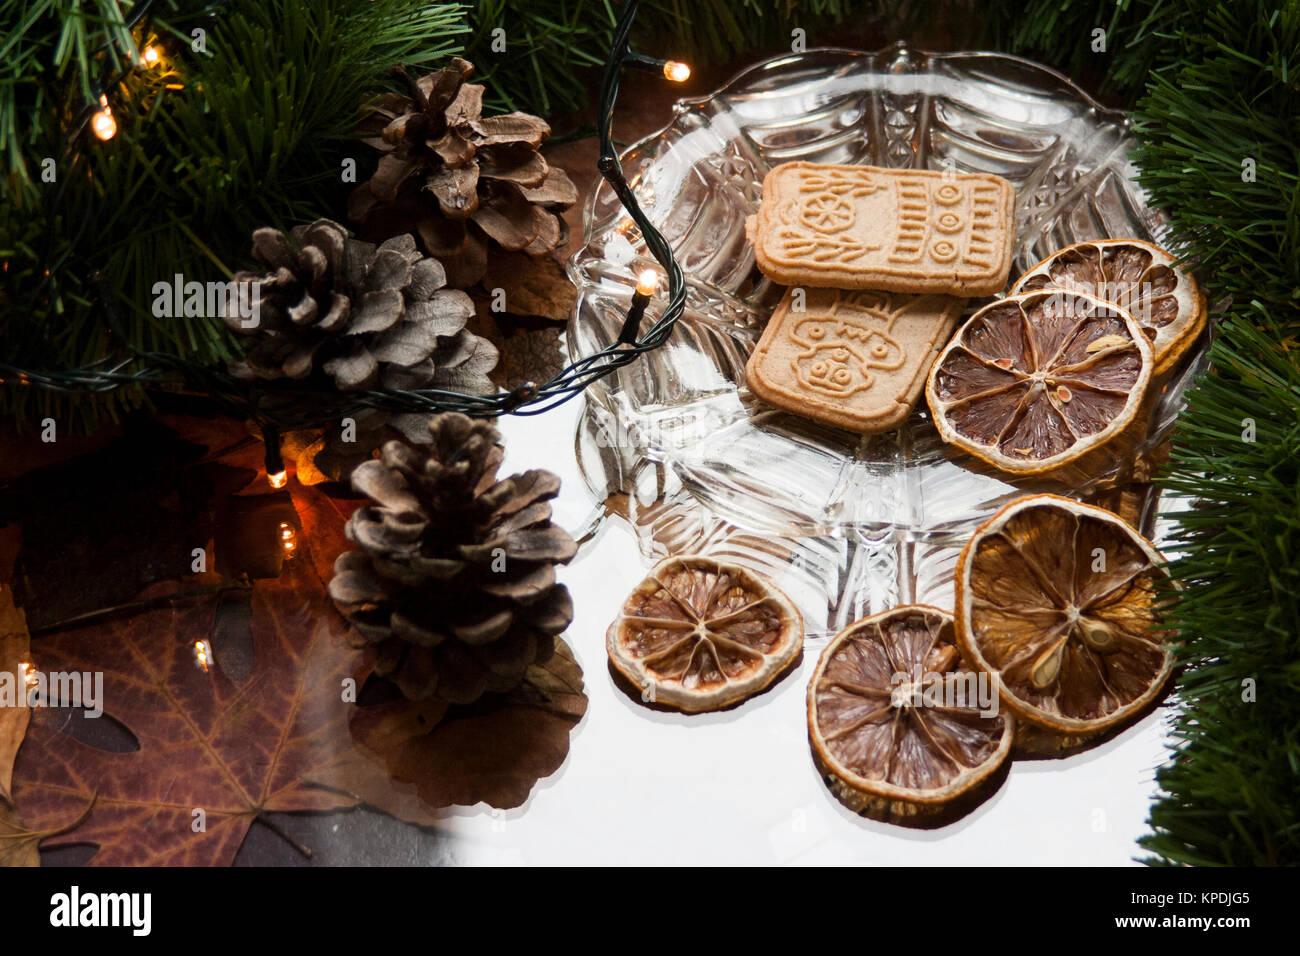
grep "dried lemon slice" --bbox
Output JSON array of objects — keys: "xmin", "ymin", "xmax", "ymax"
[
  {"xmin": 607, "ymin": 555, "xmax": 803, "ymax": 712},
  {"xmin": 807, "ymin": 606, "xmax": 1013, "ymax": 819},
  {"xmin": 926, "ymin": 289, "xmax": 1153, "ymax": 474},
  {"xmin": 955, "ymin": 494, "xmax": 1174, "ymax": 745},
  {"xmin": 1010, "ymin": 238, "xmax": 1206, "ymax": 374}
]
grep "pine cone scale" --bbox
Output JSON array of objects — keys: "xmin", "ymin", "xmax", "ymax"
[
  {"xmin": 223, "ymin": 218, "xmax": 496, "ymax": 397},
  {"xmin": 350, "ymin": 58, "xmax": 576, "ymax": 288}
]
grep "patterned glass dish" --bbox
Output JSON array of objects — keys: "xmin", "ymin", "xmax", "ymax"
[{"xmin": 565, "ymin": 46, "xmax": 1206, "ymax": 638}]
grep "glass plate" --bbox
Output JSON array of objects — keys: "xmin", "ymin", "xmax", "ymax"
[{"xmin": 566, "ymin": 45, "xmax": 1207, "ymax": 637}]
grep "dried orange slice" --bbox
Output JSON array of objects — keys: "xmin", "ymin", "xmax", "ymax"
[
  {"xmin": 1010, "ymin": 238, "xmax": 1206, "ymax": 374},
  {"xmin": 807, "ymin": 606, "xmax": 1013, "ymax": 818},
  {"xmin": 925, "ymin": 289, "xmax": 1153, "ymax": 474},
  {"xmin": 955, "ymin": 494, "xmax": 1174, "ymax": 745},
  {"xmin": 607, "ymin": 555, "xmax": 803, "ymax": 712}
]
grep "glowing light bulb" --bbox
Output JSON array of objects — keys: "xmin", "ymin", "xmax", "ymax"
[
  {"xmin": 268, "ymin": 470, "xmax": 288, "ymax": 489},
  {"xmin": 279, "ymin": 522, "xmax": 297, "ymax": 556},
  {"xmin": 19, "ymin": 660, "xmax": 37, "ymax": 688},
  {"xmin": 194, "ymin": 641, "xmax": 210, "ymax": 673},
  {"xmin": 91, "ymin": 96, "xmax": 116, "ymax": 141},
  {"xmin": 141, "ymin": 46, "xmax": 161, "ymax": 66},
  {"xmin": 663, "ymin": 60, "xmax": 691, "ymax": 83},
  {"xmin": 636, "ymin": 270, "xmax": 658, "ymax": 297}
]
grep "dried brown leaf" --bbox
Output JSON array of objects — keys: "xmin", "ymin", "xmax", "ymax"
[
  {"xmin": 0, "ymin": 799, "xmax": 40, "ymax": 867},
  {"xmin": 0, "ymin": 565, "xmax": 30, "ymax": 801},
  {"xmin": 11, "ymin": 555, "xmax": 363, "ymax": 865},
  {"xmin": 481, "ymin": 250, "xmax": 576, "ymax": 323}
]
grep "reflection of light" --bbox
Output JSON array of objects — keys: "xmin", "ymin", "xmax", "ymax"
[
  {"xmin": 635, "ymin": 270, "xmax": 657, "ymax": 297},
  {"xmin": 91, "ymin": 96, "xmax": 116, "ymax": 140},
  {"xmin": 194, "ymin": 641, "xmax": 210, "ymax": 673},
  {"xmin": 19, "ymin": 660, "xmax": 37, "ymax": 688},
  {"xmin": 268, "ymin": 470, "xmax": 288, "ymax": 489},
  {"xmin": 279, "ymin": 522, "xmax": 297, "ymax": 557},
  {"xmin": 663, "ymin": 60, "xmax": 691, "ymax": 83},
  {"xmin": 141, "ymin": 46, "xmax": 161, "ymax": 66}
]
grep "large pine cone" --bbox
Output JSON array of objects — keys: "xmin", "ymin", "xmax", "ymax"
[
  {"xmin": 328, "ymin": 414, "xmax": 577, "ymax": 703},
  {"xmin": 347, "ymin": 58, "xmax": 578, "ymax": 288},
  {"xmin": 221, "ymin": 219, "xmax": 497, "ymax": 394}
]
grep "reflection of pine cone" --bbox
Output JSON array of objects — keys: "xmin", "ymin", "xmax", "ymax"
[
  {"xmin": 221, "ymin": 219, "xmax": 497, "ymax": 394},
  {"xmin": 329, "ymin": 414, "xmax": 577, "ymax": 703},
  {"xmin": 347, "ymin": 58, "xmax": 577, "ymax": 288}
]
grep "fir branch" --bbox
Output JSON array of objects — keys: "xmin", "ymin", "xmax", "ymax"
[
  {"xmin": 1128, "ymin": 2, "xmax": 1300, "ymax": 866},
  {"xmin": 1142, "ymin": 307, "xmax": 1300, "ymax": 866}
]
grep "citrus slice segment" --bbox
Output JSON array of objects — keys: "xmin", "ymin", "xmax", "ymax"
[
  {"xmin": 607, "ymin": 555, "xmax": 803, "ymax": 712},
  {"xmin": 1010, "ymin": 238, "xmax": 1206, "ymax": 373},
  {"xmin": 807, "ymin": 606, "xmax": 1013, "ymax": 818},
  {"xmin": 925, "ymin": 289, "xmax": 1153, "ymax": 474},
  {"xmin": 955, "ymin": 494, "xmax": 1174, "ymax": 743}
]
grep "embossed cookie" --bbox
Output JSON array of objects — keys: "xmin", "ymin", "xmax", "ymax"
[
  {"xmin": 746, "ymin": 287, "xmax": 965, "ymax": 433},
  {"xmin": 746, "ymin": 162, "xmax": 1015, "ymax": 296}
]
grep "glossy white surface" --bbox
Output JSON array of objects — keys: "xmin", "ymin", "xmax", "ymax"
[{"xmin": 411, "ymin": 402, "xmax": 1173, "ymax": 866}]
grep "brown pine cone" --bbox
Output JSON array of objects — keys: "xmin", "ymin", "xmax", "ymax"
[
  {"xmin": 347, "ymin": 58, "xmax": 578, "ymax": 288},
  {"xmin": 221, "ymin": 219, "xmax": 498, "ymax": 394},
  {"xmin": 328, "ymin": 413, "xmax": 578, "ymax": 703}
]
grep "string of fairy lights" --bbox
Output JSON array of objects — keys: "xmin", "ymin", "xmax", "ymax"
[{"xmin": 2, "ymin": 0, "xmax": 690, "ymax": 485}]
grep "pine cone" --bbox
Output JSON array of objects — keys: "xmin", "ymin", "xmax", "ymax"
[
  {"xmin": 328, "ymin": 414, "xmax": 578, "ymax": 703},
  {"xmin": 221, "ymin": 219, "xmax": 498, "ymax": 394},
  {"xmin": 347, "ymin": 58, "xmax": 578, "ymax": 288}
]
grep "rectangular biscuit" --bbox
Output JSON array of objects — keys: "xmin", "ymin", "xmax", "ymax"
[
  {"xmin": 746, "ymin": 161, "xmax": 1015, "ymax": 296},
  {"xmin": 746, "ymin": 287, "xmax": 965, "ymax": 434}
]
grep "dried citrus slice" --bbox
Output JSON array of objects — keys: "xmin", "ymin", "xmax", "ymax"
[
  {"xmin": 807, "ymin": 606, "xmax": 1013, "ymax": 818},
  {"xmin": 1010, "ymin": 238, "xmax": 1206, "ymax": 373},
  {"xmin": 955, "ymin": 494, "xmax": 1174, "ymax": 745},
  {"xmin": 607, "ymin": 555, "xmax": 803, "ymax": 712},
  {"xmin": 925, "ymin": 289, "xmax": 1153, "ymax": 474}
]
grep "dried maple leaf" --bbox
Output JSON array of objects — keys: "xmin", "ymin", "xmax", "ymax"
[
  {"xmin": 11, "ymin": 555, "xmax": 364, "ymax": 866},
  {"xmin": 0, "ymin": 582, "xmax": 30, "ymax": 802},
  {"xmin": 0, "ymin": 796, "xmax": 92, "ymax": 867},
  {"xmin": 0, "ymin": 800, "xmax": 40, "ymax": 867}
]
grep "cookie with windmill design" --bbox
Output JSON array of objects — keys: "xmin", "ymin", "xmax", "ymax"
[
  {"xmin": 746, "ymin": 162, "xmax": 1016, "ymax": 296},
  {"xmin": 746, "ymin": 287, "xmax": 966, "ymax": 433}
]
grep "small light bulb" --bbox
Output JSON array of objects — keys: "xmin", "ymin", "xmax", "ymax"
[
  {"xmin": 268, "ymin": 470, "xmax": 288, "ymax": 489},
  {"xmin": 636, "ymin": 270, "xmax": 658, "ymax": 297},
  {"xmin": 279, "ymin": 522, "xmax": 297, "ymax": 556},
  {"xmin": 91, "ymin": 96, "xmax": 116, "ymax": 141},
  {"xmin": 663, "ymin": 60, "xmax": 691, "ymax": 83},
  {"xmin": 194, "ymin": 641, "xmax": 210, "ymax": 673},
  {"xmin": 141, "ymin": 46, "xmax": 161, "ymax": 66}
]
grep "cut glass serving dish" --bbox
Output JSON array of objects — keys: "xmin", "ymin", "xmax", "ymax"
[{"xmin": 565, "ymin": 46, "xmax": 1207, "ymax": 638}]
